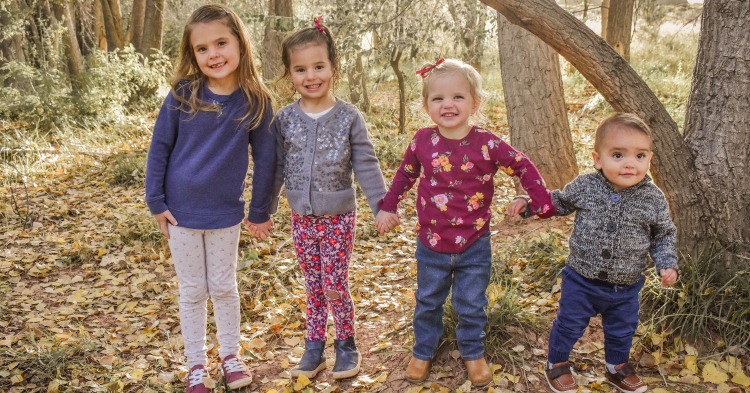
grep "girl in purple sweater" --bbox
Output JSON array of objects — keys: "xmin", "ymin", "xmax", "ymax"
[
  {"xmin": 375, "ymin": 58, "xmax": 555, "ymax": 387},
  {"xmin": 145, "ymin": 5, "xmax": 274, "ymax": 392}
]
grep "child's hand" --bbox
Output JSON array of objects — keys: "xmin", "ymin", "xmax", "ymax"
[
  {"xmin": 154, "ymin": 210, "xmax": 177, "ymax": 239},
  {"xmin": 375, "ymin": 210, "xmax": 400, "ymax": 235},
  {"xmin": 659, "ymin": 268, "xmax": 678, "ymax": 287},
  {"xmin": 506, "ymin": 198, "xmax": 529, "ymax": 218},
  {"xmin": 245, "ymin": 218, "xmax": 273, "ymax": 240}
]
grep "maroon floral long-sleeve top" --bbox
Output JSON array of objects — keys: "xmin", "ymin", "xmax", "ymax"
[{"xmin": 380, "ymin": 126, "xmax": 555, "ymax": 253}]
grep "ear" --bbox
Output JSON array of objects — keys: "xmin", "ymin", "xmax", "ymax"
[
  {"xmin": 472, "ymin": 99, "xmax": 481, "ymax": 114},
  {"xmin": 592, "ymin": 151, "xmax": 602, "ymax": 170}
]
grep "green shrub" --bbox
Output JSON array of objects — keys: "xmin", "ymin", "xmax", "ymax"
[{"xmin": 106, "ymin": 152, "xmax": 147, "ymax": 187}]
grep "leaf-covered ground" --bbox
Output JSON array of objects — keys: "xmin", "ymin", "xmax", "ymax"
[{"xmin": 2, "ymin": 140, "xmax": 749, "ymax": 393}]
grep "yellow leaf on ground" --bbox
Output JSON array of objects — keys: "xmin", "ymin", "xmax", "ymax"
[
  {"xmin": 703, "ymin": 362, "xmax": 729, "ymax": 384},
  {"xmin": 294, "ymin": 374, "xmax": 311, "ymax": 391},
  {"xmin": 48, "ymin": 378, "xmax": 62, "ymax": 392},
  {"xmin": 651, "ymin": 389, "xmax": 670, "ymax": 393},
  {"xmin": 731, "ymin": 370, "xmax": 750, "ymax": 387},
  {"xmin": 685, "ymin": 355, "xmax": 698, "ymax": 373}
]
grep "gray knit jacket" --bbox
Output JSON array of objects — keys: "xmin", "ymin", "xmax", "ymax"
[
  {"xmin": 552, "ymin": 171, "xmax": 678, "ymax": 285},
  {"xmin": 270, "ymin": 99, "xmax": 386, "ymax": 217}
]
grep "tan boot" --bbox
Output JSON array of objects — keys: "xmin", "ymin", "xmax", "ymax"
[
  {"xmin": 405, "ymin": 356, "xmax": 431, "ymax": 383},
  {"xmin": 464, "ymin": 357, "xmax": 492, "ymax": 387}
]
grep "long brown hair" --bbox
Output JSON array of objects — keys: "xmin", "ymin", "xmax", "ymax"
[{"xmin": 172, "ymin": 4, "xmax": 273, "ymax": 130}]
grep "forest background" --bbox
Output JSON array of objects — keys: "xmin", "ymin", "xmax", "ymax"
[{"xmin": 1, "ymin": 0, "xmax": 748, "ymax": 392}]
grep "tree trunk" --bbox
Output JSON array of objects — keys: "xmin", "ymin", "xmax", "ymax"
[
  {"xmin": 497, "ymin": 12, "xmax": 578, "ymax": 190},
  {"xmin": 52, "ymin": 0, "xmax": 84, "ymax": 89},
  {"xmin": 606, "ymin": 0, "xmax": 635, "ymax": 61},
  {"xmin": 141, "ymin": 0, "xmax": 165, "ymax": 56},
  {"xmin": 601, "ymin": 0, "xmax": 610, "ymax": 40},
  {"xmin": 476, "ymin": 0, "xmax": 714, "ymax": 260},
  {"xmin": 347, "ymin": 51, "xmax": 371, "ymax": 113},
  {"xmin": 682, "ymin": 0, "xmax": 750, "ymax": 258},
  {"xmin": 261, "ymin": 0, "xmax": 294, "ymax": 82},
  {"xmin": 93, "ymin": 0, "xmax": 108, "ymax": 50},
  {"xmin": 390, "ymin": 49, "xmax": 407, "ymax": 134},
  {"xmin": 100, "ymin": 0, "xmax": 124, "ymax": 50},
  {"xmin": 448, "ymin": 0, "xmax": 489, "ymax": 72},
  {"xmin": 128, "ymin": 0, "xmax": 147, "ymax": 52}
]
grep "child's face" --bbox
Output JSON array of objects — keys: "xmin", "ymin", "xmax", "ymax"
[
  {"xmin": 190, "ymin": 20, "xmax": 240, "ymax": 90},
  {"xmin": 288, "ymin": 43, "xmax": 334, "ymax": 103},
  {"xmin": 593, "ymin": 125, "xmax": 653, "ymax": 192},
  {"xmin": 424, "ymin": 72, "xmax": 478, "ymax": 137}
]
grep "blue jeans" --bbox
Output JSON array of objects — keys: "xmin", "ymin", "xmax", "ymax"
[
  {"xmin": 412, "ymin": 233, "xmax": 492, "ymax": 361},
  {"xmin": 548, "ymin": 266, "xmax": 645, "ymax": 365}
]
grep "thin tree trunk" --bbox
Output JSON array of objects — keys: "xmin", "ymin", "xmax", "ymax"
[
  {"xmin": 347, "ymin": 51, "xmax": 371, "ymax": 113},
  {"xmin": 100, "ymin": 0, "xmax": 124, "ymax": 50},
  {"xmin": 94, "ymin": 0, "xmax": 107, "ymax": 50},
  {"xmin": 448, "ymin": 0, "xmax": 488, "ymax": 72},
  {"xmin": 601, "ymin": 0, "xmax": 610, "ymax": 40},
  {"xmin": 128, "ymin": 0, "xmax": 147, "ymax": 52},
  {"xmin": 390, "ymin": 49, "xmax": 406, "ymax": 134},
  {"xmin": 606, "ymin": 0, "xmax": 635, "ymax": 61},
  {"xmin": 261, "ymin": 0, "xmax": 293, "ymax": 82},
  {"xmin": 141, "ymin": 0, "xmax": 165, "ymax": 55},
  {"xmin": 52, "ymin": 0, "xmax": 84, "ymax": 87},
  {"xmin": 497, "ymin": 12, "xmax": 578, "ymax": 190}
]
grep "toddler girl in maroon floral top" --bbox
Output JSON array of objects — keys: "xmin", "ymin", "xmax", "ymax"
[{"xmin": 375, "ymin": 58, "xmax": 555, "ymax": 387}]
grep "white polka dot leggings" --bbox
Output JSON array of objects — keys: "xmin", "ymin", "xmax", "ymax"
[{"xmin": 167, "ymin": 223, "xmax": 241, "ymax": 367}]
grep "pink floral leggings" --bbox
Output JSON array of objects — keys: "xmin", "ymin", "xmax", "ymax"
[{"xmin": 292, "ymin": 211, "xmax": 356, "ymax": 341}]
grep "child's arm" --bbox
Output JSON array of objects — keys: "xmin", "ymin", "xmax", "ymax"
[
  {"xmin": 494, "ymin": 140, "xmax": 555, "ymax": 218},
  {"xmin": 146, "ymin": 92, "xmax": 180, "ymax": 238},
  {"xmin": 247, "ymin": 105, "xmax": 277, "ymax": 225},
  {"xmin": 379, "ymin": 133, "xmax": 423, "ymax": 218},
  {"xmin": 350, "ymin": 111, "xmax": 387, "ymax": 216},
  {"xmin": 650, "ymin": 191, "xmax": 679, "ymax": 286},
  {"xmin": 659, "ymin": 268, "xmax": 678, "ymax": 287}
]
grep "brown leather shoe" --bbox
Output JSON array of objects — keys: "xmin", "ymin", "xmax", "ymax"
[
  {"xmin": 604, "ymin": 363, "xmax": 647, "ymax": 393},
  {"xmin": 405, "ymin": 357, "xmax": 431, "ymax": 383},
  {"xmin": 544, "ymin": 361, "xmax": 577, "ymax": 393},
  {"xmin": 464, "ymin": 357, "xmax": 492, "ymax": 387}
]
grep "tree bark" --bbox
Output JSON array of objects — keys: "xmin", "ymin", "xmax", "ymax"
[
  {"xmin": 390, "ymin": 48, "xmax": 406, "ymax": 134},
  {"xmin": 347, "ymin": 51, "xmax": 371, "ymax": 113},
  {"xmin": 261, "ymin": 0, "xmax": 294, "ymax": 82},
  {"xmin": 497, "ymin": 12, "xmax": 578, "ymax": 190},
  {"xmin": 52, "ymin": 0, "xmax": 84, "ymax": 89},
  {"xmin": 601, "ymin": 0, "xmax": 610, "ymax": 40},
  {"xmin": 141, "ymin": 0, "xmax": 165, "ymax": 55},
  {"xmin": 682, "ymin": 0, "xmax": 750, "ymax": 257},
  {"xmin": 100, "ymin": 0, "xmax": 124, "ymax": 50},
  {"xmin": 606, "ymin": 0, "xmax": 635, "ymax": 61},
  {"xmin": 128, "ymin": 0, "xmax": 147, "ymax": 52},
  {"xmin": 93, "ymin": 0, "xmax": 108, "ymax": 50},
  {"xmin": 448, "ymin": 0, "xmax": 489, "ymax": 72},
  {"xmin": 477, "ymin": 0, "xmax": 709, "ymax": 258}
]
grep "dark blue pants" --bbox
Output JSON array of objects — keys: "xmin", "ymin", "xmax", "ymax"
[
  {"xmin": 412, "ymin": 233, "xmax": 492, "ymax": 361},
  {"xmin": 548, "ymin": 266, "xmax": 645, "ymax": 365}
]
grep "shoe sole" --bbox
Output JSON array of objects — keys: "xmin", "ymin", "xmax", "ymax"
[
  {"xmin": 290, "ymin": 362, "xmax": 327, "ymax": 379},
  {"xmin": 226, "ymin": 375, "xmax": 253, "ymax": 390},
  {"xmin": 544, "ymin": 371, "xmax": 577, "ymax": 393},
  {"xmin": 332, "ymin": 355, "xmax": 361, "ymax": 380},
  {"xmin": 405, "ymin": 368, "xmax": 430, "ymax": 383},
  {"xmin": 605, "ymin": 378, "xmax": 647, "ymax": 393},
  {"xmin": 471, "ymin": 377, "xmax": 492, "ymax": 388}
]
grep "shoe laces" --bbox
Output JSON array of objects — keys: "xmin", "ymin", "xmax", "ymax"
[
  {"xmin": 222, "ymin": 357, "xmax": 247, "ymax": 374},
  {"xmin": 188, "ymin": 367, "xmax": 208, "ymax": 387}
]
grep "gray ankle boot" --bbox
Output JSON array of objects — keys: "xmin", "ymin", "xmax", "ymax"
[
  {"xmin": 332, "ymin": 336, "xmax": 361, "ymax": 379},
  {"xmin": 291, "ymin": 340, "xmax": 327, "ymax": 378}
]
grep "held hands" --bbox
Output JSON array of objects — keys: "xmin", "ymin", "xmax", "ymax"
[
  {"xmin": 375, "ymin": 210, "xmax": 401, "ymax": 236},
  {"xmin": 244, "ymin": 218, "xmax": 273, "ymax": 240},
  {"xmin": 153, "ymin": 210, "xmax": 177, "ymax": 239},
  {"xmin": 506, "ymin": 198, "xmax": 529, "ymax": 218},
  {"xmin": 659, "ymin": 268, "xmax": 678, "ymax": 287}
]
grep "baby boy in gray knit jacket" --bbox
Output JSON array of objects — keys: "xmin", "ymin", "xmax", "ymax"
[{"xmin": 509, "ymin": 113, "xmax": 678, "ymax": 393}]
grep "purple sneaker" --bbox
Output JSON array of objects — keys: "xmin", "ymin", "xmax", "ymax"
[
  {"xmin": 221, "ymin": 354, "xmax": 253, "ymax": 390},
  {"xmin": 185, "ymin": 365, "xmax": 211, "ymax": 393}
]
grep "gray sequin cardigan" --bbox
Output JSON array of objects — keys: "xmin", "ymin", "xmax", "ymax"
[
  {"xmin": 270, "ymin": 99, "xmax": 386, "ymax": 218},
  {"xmin": 552, "ymin": 171, "xmax": 678, "ymax": 285}
]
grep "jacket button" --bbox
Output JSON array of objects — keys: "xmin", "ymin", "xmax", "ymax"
[
  {"xmin": 607, "ymin": 221, "xmax": 617, "ymax": 232},
  {"xmin": 611, "ymin": 194, "xmax": 621, "ymax": 203},
  {"xmin": 602, "ymin": 249, "xmax": 612, "ymax": 259}
]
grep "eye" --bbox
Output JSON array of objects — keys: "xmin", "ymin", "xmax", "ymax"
[
  {"xmin": 195, "ymin": 47, "xmax": 206, "ymax": 53},
  {"xmin": 218, "ymin": 40, "xmax": 226, "ymax": 47},
  {"xmin": 612, "ymin": 152, "xmax": 622, "ymax": 159},
  {"xmin": 637, "ymin": 153, "xmax": 647, "ymax": 159},
  {"xmin": 455, "ymin": 95, "xmax": 464, "ymax": 100},
  {"xmin": 315, "ymin": 64, "xmax": 325, "ymax": 70}
]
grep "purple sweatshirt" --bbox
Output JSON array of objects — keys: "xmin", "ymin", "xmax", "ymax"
[{"xmin": 145, "ymin": 83, "xmax": 275, "ymax": 229}]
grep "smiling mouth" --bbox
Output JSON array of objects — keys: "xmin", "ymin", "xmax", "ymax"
[
  {"xmin": 306, "ymin": 83, "xmax": 322, "ymax": 90},
  {"xmin": 209, "ymin": 62, "xmax": 226, "ymax": 69}
]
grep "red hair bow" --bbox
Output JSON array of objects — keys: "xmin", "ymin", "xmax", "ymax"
[
  {"xmin": 415, "ymin": 58, "xmax": 445, "ymax": 79},
  {"xmin": 314, "ymin": 16, "xmax": 326, "ymax": 33}
]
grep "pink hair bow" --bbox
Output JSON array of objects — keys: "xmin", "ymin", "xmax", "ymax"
[
  {"xmin": 415, "ymin": 57, "xmax": 445, "ymax": 79},
  {"xmin": 314, "ymin": 16, "xmax": 326, "ymax": 33}
]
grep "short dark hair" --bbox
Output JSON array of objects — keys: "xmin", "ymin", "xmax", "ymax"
[{"xmin": 594, "ymin": 113, "xmax": 653, "ymax": 152}]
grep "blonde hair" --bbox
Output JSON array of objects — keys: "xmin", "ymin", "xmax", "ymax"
[
  {"xmin": 420, "ymin": 58, "xmax": 485, "ymax": 109},
  {"xmin": 594, "ymin": 113, "xmax": 653, "ymax": 152},
  {"xmin": 172, "ymin": 4, "xmax": 273, "ymax": 130}
]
